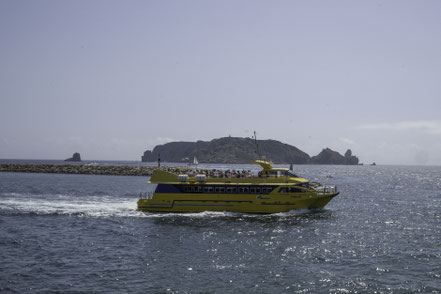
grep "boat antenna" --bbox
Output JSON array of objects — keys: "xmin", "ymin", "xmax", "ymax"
[{"xmin": 252, "ymin": 131, "xmax": 262, "ymax": 160}]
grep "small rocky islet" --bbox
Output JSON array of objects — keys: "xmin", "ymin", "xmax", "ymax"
[{"xmin": 65, "ymin": 152, "xmax": 81, "ymax": 162}]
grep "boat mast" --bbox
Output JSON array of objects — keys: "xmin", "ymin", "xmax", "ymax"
[{"xmin": 253, "ymin": 131, "xmax": 262, "ymax": 160}]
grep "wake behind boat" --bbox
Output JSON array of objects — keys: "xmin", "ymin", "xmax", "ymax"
[{"xmin": 137, "ymin": 160, "xmax": 339, "ymax": 214}]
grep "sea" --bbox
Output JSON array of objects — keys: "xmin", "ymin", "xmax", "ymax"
[{"xmin": 1, "ymin": 160, "xmax": 441, "ymax": 294}]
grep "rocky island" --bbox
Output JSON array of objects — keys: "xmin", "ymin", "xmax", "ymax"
[
  {"xmin": 142, "ymin": 137, "xmax": 359, "ymax": 165},
  {"xmin": 65, "ymin": 152, "xmax": 81, "ymax": 162},
  {"xmin": 311, "ymin": 148, "xmax": 359, "ymax": 165}
]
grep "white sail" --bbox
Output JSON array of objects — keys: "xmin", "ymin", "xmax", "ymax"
[{"xmin": 193, "ymin": 156, "xmax": 198, "ymax": 165}]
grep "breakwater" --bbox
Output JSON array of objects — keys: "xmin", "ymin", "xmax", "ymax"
[
  {"xmin": 0, "ymin": 163, "xmax": 156, "ymax": 176},
  {"xmin": 0, "ymin": 164, "xmax": 253, "ymax": 177}
]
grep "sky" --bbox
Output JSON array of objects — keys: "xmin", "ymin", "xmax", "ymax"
[{"xmin": 1, "ymin": 0, "xmax": 441, "ymax": 165}]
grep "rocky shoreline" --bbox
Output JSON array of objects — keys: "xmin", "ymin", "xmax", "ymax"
[{"xmin": 0, "ymin": 164, "xmax": 253, "ymax": 178}]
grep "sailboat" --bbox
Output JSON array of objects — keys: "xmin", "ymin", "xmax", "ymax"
[{"xmin": 189, "ymin": 156, "xmax": 198, "ymax": 166}]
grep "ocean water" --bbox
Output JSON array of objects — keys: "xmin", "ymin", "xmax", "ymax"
[{"xmin": 1, "ymin": 163, "xmax": 441, "ymax": 293}]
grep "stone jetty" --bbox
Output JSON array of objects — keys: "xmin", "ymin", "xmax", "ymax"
[
  {"xmin": 0, "ymin": 163, "xmax": 253, "ymax": 178},
  {"xmin": 0, "ymin": 164, "xmax": 154, "ymax": 176}
]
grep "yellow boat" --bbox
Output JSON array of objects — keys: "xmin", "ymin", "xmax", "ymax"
[{"xmin": 137, "ymin": 160, "xmax": 339, "ymax": 214}]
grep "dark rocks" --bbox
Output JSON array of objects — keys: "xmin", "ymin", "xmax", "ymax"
[
  {"xmin": 141, "ymin": 150, "xmax": 152, "ymax": 162},
  {"xmin": 65, "ymin": 153, "xmax": 81, "ymax": 162},
  {"xmin": 311, "ymin": 148, "xmax": 359, "ymax": 165},
  {"xmin": 0, "ymin": 164, "xmax": 253, "ymax": 178},
  {"xmin": 0, "ymin": 164, "xmax": 153, "ymax": 176},
  {"xmin": 344, "ymin": 149, "xmax": 359, "ymax": 165}
]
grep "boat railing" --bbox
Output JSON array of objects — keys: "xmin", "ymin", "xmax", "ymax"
[
  {"xmin": 315, "ymin": 185, "xmax": 338, "ymax": 194},
  {"xmin": 139, "ymin": 191, "xmax": 154, "ymax": 199}
]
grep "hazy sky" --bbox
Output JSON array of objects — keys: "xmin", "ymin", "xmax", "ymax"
[{"xmin": 1, "ymin": 1, "xmax": 441, "ymax": 165}]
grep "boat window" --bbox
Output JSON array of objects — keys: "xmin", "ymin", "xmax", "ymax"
[
  {"xmin": 197, "ymin": 186, "xmax": 273, "ymax": 194},
  {"xmin": 184, "ymin": 186, "xmax": 191, "ymax": 192},
  {"xmin": 279, "ymin": 187, "xmax": 288, "ymax": 193},
  {"xmin": 285, "ymin": 171, "xmax": 299, "ymax": 177},
  {"xmin": 290, "ymin": 187, "xmax": 303, "ymax": 193}
]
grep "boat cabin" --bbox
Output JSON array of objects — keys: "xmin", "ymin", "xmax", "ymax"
[{"xmin": 254, "ymin": 160, "xmax": 299, "ymax": 178}]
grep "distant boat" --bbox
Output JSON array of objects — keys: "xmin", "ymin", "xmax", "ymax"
[{"xmin": 189, "ymin": 156, "xmax": 198, "ymax": 166}]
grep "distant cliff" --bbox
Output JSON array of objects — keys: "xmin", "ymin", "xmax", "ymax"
[
  {"xmin": 311, "ymin": 148, "xmax": 359, "ymax": 165},
  {"xmin": 142, "ymin": 137, "xmax": 359, "ymax": 165}
]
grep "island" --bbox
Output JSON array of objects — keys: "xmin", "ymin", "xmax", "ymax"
[
  {"xmin": 141, "ymin": 137, "xmax": 359, "ymax": 165},
  {"xmin": 65, "ymin": 152, "xmax": 81, "ymax": 162},
  {"xmin": 311, "ymin": 148, "xmax": 359, "ymax": 165}
]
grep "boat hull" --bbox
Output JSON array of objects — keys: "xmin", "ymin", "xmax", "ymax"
[{"xmin": 137, "ymin": 192, "xmax": 339, "ymax": 214}]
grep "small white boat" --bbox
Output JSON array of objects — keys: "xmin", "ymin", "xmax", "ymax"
[{"xmin": 189, "ymin": 156, "xmax": 198, "ymax": 166}]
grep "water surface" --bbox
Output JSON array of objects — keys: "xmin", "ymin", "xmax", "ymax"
[{"xmin": 1, "ymin": 164, "xmax": 441, "ymax": 293}]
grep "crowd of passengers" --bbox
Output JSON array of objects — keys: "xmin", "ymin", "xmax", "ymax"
[{"xmin": 161, "ymin": 167, "xmax": 253, "ymax": 178}]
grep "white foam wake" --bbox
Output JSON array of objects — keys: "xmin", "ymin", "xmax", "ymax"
[{"xmin": 0, "ymin": 193, "xmax": 143, "ymax": 218}]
